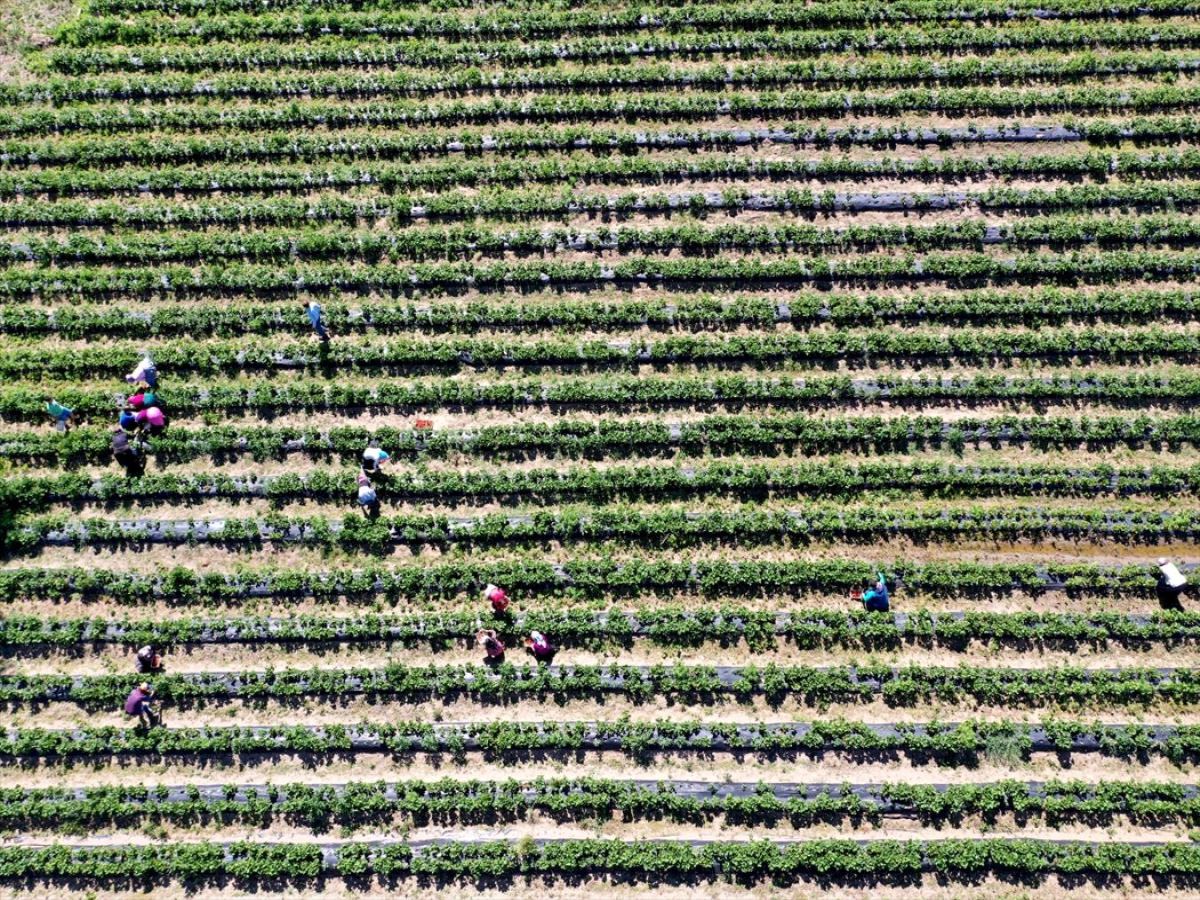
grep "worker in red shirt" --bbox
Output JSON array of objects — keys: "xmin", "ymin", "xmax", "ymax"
[{"xmin": 484, "ymin": 584, "xmax": 509, "ymax": 616}]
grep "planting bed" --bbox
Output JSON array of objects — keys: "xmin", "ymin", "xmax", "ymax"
[{"xmin": 5, "ymin": 0, "xmax": 1200, "ymax": 896}]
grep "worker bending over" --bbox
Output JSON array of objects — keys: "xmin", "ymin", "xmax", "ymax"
[
  {"xmin": 851, "ymin": 573, "xmax": 891, "ymax": 612},
  {"xmin": 362, "ymin": 440, "xmax": 391, "ymax": 475},
  {"xmin": 44, "ymin": 397, "xmax": 73, "ymax": 433},
  {"xmin": 1157, "ymin": 558, "xmax": 1189, "ymax": 612},
  {"xmin": 476, "ymin": 629, "xmax": 506, "ymax": 662},
  {"xmin": 124, "ymin": 682, "xmax": 161, "ymax": 728},
  {"xmin": 484, "ymin": 584, "xmax": 510, "ymax": 616}
]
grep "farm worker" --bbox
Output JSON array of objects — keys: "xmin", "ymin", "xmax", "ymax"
[
  {"xmin": 851, "ymin": 573, "xmax": 890, "ymax": 612},
  {"xmin": 356, "ymin": 470, "xmax": 378, "ymax": 512},
  {"xmin": 134, "ymin": 406, "xmax": 166, "ymax": 429},
  {"xmin": 135, "ymin": 645, "xmax": 164, "ymax": 674},
  {"xmin": 476, "ymin": 628, "xmax": 506, "ymax": 661},
  {"xmin": 1157, "ymin": 557, "xmax": 1188, "ymax": 612},
  {"xmin": 304, "ymin": 301, "xmax": 330, "ymax": 342},
  {"xmin": 111, "ymin": 427, "xmax": 134, "ymax": 457},
  {"xmin": 43, "ymin": 397, "xmax": 72, "ymax": 433},
  {"xmin": 124, "ymin": 682, "xmax": 160, "ymax": 728},
  {"xmin": 126, "ymin": 355, "xmax": 157, "ymax": 388},
  {"xmin": 524, "ymin": 630, "xmax": 554, "ymax": 662},
  {"xmin": 118, "ymin": 410, "xmax": 138, "ymax": 431},
  {"xmin": 126, "ymin": 389, "xmax": 158, "ymax": 411},
  {"xmin": 362, "ymin": 440, "xmax": 391, "ymax": 474},
  {"xmin": 484, "ymin": 584, "xmax": 509, "ymax": 615},
  {"xmin": 111, "ymin": 427, "xmax": 143, "ymax": 473}
]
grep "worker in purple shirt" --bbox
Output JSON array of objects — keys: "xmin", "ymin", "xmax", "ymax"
[{"xmin": 124, "ymin": 682, "xmax": 161, "ymax": 728}]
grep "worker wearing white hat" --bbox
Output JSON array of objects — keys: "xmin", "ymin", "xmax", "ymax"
[{"xmin": 1157, "ymin": 558, "xmax": 1189, "ymax": 612}]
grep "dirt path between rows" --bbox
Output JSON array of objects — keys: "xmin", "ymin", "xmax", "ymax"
[
  {"xmin": 6, "ymin": 747, "xmax": 1193, "ymax": 790},
  {"xmin": 6, "ymin": 638, "xmax": 1198, "ymax": 678}
]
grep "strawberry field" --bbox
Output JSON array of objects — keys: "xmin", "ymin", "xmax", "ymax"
[{"xmin": 6, "ymin": 0, "xmax": 1200, "ymax": 897}]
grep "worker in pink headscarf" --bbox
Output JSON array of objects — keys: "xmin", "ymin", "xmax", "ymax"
[
  {"xmin": 126, "ymin": 387, "xmax": 158, "ymax": 411},
  {"xmin": 134, "ymin": 406, "xmax": 166, "ymax": 430},
  {"xmin": 524, "ymin": 630, "xmax": 554, "ymax": 662}
]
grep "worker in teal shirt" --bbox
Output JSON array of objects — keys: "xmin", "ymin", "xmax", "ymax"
[
  {"xmin": 44, "ymin": 397, "xmax": 72, "ymax": 432},
  {"xmin": 853, "ymin": 573, "xmax": 890, "ymax": 612}
]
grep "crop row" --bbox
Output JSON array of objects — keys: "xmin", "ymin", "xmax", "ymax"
[
  {"xmin": 0, "ymin": 142, "xmax": 1132, "ymax": 188},
  {"xmin": 13, "ymin": 182, "xmax": 1200, "ymax": 232},
  {"xmin": 56, "ymin": 5, "xmax": 1200, "ymax": 47},
  {"xmin": 1, "ymin": 777, "xmax": 1196, "ymax": 831},
  {"xmin": 13, "ymin": 85, "xmax": 1200, "ymax": 137},
  {"xmin": 2, "ymin": 838, "xmax": 1200, "ymax": 882},
  {"xmin": 10, "ymin": 287, "xmax": 1200, "ymax": 339},
  {"xmin": 81, "ymin": 0, "xmax": 1200, "ymax": 16},
  {"xmin": 63, "ymin": 0, "xmax": 1200, "ymax": 47},
  {"xmin": 56, "ymin": 6, "xmax": 1200, "ymax": 48},
  {"xmin": 13, "ymin": 51, "xmax": 1200, "ymax": 107},
  {"xmin": 11, "ymin": 215, "xmax": 1200, "ymax": 268},
  {"xmin": 8, "ymin": 326, "xmax": 1200, "ymax": 379},
  {"xmin": 49, "ymin": 17, "xmax": 1200, "ymax": 60},
  {"xmin": 12, "ymin": 251, "xmax": 1200, "ymax": 298},
  {"xmin": 14, "ymin": 661, "xmax": 1200, "ymax": 708},
  {"xmin": 11, "ymin": 461, "xmax": 1200, "ymax": 509},
  {"xmin": 79, "ymin": 0, "xmax": 1200, "ymax": 16},
  {"xmin": 10, "ymin": 370, "xmax": 1200, "ymax": 422},
  {"xmin": 2, "ymin": 118, "xmax": 1190, "ymax": 174},
  {"xmin": 4, "ymin": 370, "xmax": 1200, "ymax": 421},
  {"xmin": 5, "ymin": 287, "xmax": 1200, "ymax": 339},
  {"xmin": 0, "ymin": 718, "xmax": 1194, "ymax": 762},
  {"xmin": 8, "ymin": 413, "xmax": 1200, "ymax": 465},
  {"xmin": 0, "ymin": 558, "xmax": 1166, "ymax": 606},
  {"xmin": 4, "ymin": 608, "xmax": 1200, "ymax": 652},
  {"xmin": 0, "ymin": 288, "xmax": 1113, "ymax": 341},
  {"xmin": 46, "ymin": 23, "xmax": 1200, "ymax": 74},
  {"xmin": 19, "ymin": 505, "xmax": 1200, "ymax": 553}
]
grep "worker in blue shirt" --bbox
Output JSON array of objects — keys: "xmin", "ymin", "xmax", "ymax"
[
  {"xmin": 852, "ymin": 573, "xmax": 890, "ymax": 612},
  {"xmin": 304, "ymin": 300, "xmax": 331, "ymax": 342}
]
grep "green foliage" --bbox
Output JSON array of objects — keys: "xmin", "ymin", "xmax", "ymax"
[
  {"xmin": 12, "ymin": 504, "xmax": 1200, "ymax": 552},
  {"xmin": 0, "ymin": 558, "xmax": 1166, "ymax": 606},
  {"xmin": 44, "ymin": 18, "xmax": 1200, "ymax": 74},
  {"xmin": 9, "ymin": 660, "xmax": 1199, "ymax": 710},
  {"xmin": 0, "ymin": 836, "xmax": 1196, "ymax": 881},
  {"xmin": 0, "ymin": 719, "xmax": 1197, "ymax": 763}
]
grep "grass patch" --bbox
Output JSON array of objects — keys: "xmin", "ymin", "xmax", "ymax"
[
  {"xmin": 982, "ymin": 728, "xmax": 1031, "ymax": 768},
  {"xmin": 0, "ymin": 0, "xmax": 79, "ymax": 83}
]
